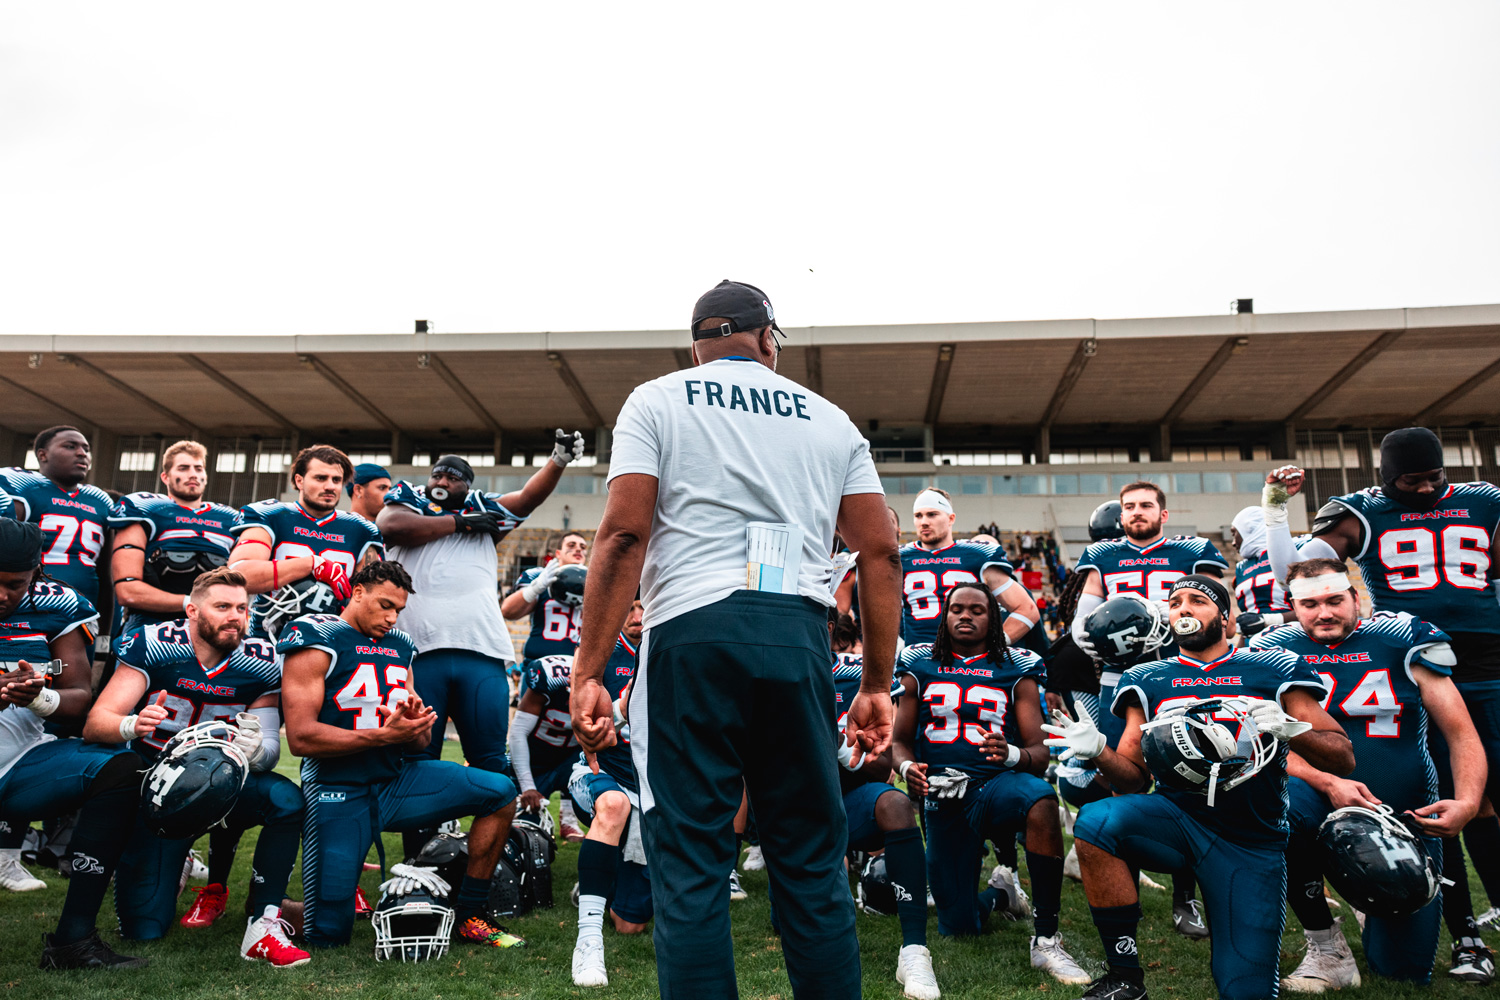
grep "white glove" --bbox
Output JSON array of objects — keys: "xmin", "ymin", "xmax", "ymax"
[
  {"xmin": 926, "ymin": 767, "xmax": 970, "ymax": 800},
  {"xmin": 1075, "ymin": 630, "xmax": 1102, "ymax": 663},
  {"xmin": 1041, "ymin": 709, "xmax": 1107, "ymax": 762},
  {"xmin": 835, "ymin": 730, "xmax": 866, "ymax": 771},
  {"xmin": 1247, "ymin": 698, "xmax": 1313, "ymax": 741},
  {"xmin": 379, "ymin": 863, "xmax": 451, "ymax": 899},
  {"xmin": 550, "ymin": 429, "xmax": 586, "ymax": 468},
  {"xmin": 1262, "ymin": 466, "xmax": 1300, "ymax": 530},
  {"xmin": 522, "ymin": 560, "xmax": 564, "ymax": 603},
  {"xmin": 231, "ymin": 712, "xmax": 265, "ymax": 766}
]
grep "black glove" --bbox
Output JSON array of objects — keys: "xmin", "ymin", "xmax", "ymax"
[
  {"xmin": 452, "ymin": 509, "xmax": 501, "ymax": 537},
  {"xmin": 1235, "ymin": 612, "xmax": 1284, "ymax": 639}
]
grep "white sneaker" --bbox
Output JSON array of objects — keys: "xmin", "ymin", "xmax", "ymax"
[
  {"xmin": 927, "ymin": 891, "xmax": 936, "ymax": 908},
  {"xmin": 571, "ymin": 881, "xmax": 581, "ymax": 907},
  {"xmin": 744, "ymin": 844, "xmax": 766, "ymax": 871},
  {"xmin": 1031, "ymin": 934, "xmax": 1091, "ymax": 985},
  {"xmin": 241, "ymin": 906, "xmax": 312, "ymax": 967},
  {"xmin": 729, "ymin": 870, "xmax": 747, "ymax": 901},
  {"xmin": 1479, "ymin": 907, "xmax": 1500, "ymax": 930},
  {"xmin": 0, "ymin": 852, "xmax": 45, "ymax": 892},
  {"xmin": 572, "ymin": 935, "xmax": 608, "ymax": 987},
  {"xmin": 1139, "ymin": 871, "xmax": 1167, "ymax": 891},
  {"xmin": 1281, "ymin": 919, "xmax": 1360, "ymax": 993},
  {"xmin": 896, "ymin": 943, "xmax": 941, "ymax": 999},
  {"xmin": 1059, "ymin": 803, "xmax": 1076, "ymax": 835},
  {"xmin": 987, "ymin": 865, "xmax": 1032, "ymax": 920},
  {"xmin": 1063, "ymin": 845, "xmax": 1082, "ymax": 882}
]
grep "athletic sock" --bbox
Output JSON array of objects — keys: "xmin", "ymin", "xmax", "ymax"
[
  {"xmin": 1285, "ymin": 846, "xmax": 1334, "ymax": 931},
  {"xmin": 1465, "ymin": 815, "xmax": 1500, "ymax": 902},
  {"xmin": 454, "ymin": 874, "xmax": 493, "ymax": 923},
  {"xmin": 577, "ymin": 839, "xmax": 618, "ymax": 944},
  {"xmin": 56, "ymin": 769, "xmax": 138, "ymax": 945},
  {"xmin": 247, "ymin": 817, "xmax": 301, "ymax": 913},
  {"xmin": 1026, "ymin": 850, "xmax": 1063, "ymax": 939},
  {"xmin": 883, "ymin": 827, "xmax": 928, "ymax": 947},
  {"xmin": 1091, "ymin": 902, "xmax": 1144, "ymax": 983},
  {"xmin": 1172, "ymin": 870, "xmax": 1196, "ymax": 907},
  {"xmin": 206, "ymin": 825, "xmax": 241, "ymax": 889},
  {"xmin": 1441, "ymin": 835, "xmax": 1481, "ymax": 939}
]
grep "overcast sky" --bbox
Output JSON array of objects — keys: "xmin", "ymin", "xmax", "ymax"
[{"xmin": 4, "ymin": 3, "xmax": 1497, "ymax": 338}]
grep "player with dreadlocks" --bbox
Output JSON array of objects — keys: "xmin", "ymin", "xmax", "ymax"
[{"xmin": 892, "ymin": 584, "xmax": 1089, "ymax": 984}]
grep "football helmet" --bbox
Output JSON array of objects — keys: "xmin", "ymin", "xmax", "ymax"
[
  {"xmin": 141, "ymin": 722, "xmax": 250, "ymax": 839},
  {"xmin": 373, "ymin": 876, "xmax": 454, "ymax": 962},
  {"xmin": 413, "ymin": 831, "xmax": 468, "ymax": 891},
  {"xmin": 1089, "ymin": 501, "xmax": 1125, "ymax": 542},
  {"xmin": 1083, "ymin": 595, "xmax": 1170, "ymax": 669},
  {"xmin": 856, "ymin": 854, "xmax": 899, "ymax": 917},
  {"xmin": 145, "ymin": 548, "xmax": 228, "ymax": 595},
  {"xmin": 1137, "ymin": 698, "xmax": 1276, "ymax": 807},
  {"xmin": 549, "ymin": 565, "xmax": 587, "ymax": 608},
  {"xmin": 515, "ymin": 807, "xmax": 557, "ymax": 864},
  {"xmin": 1319, "ymin": 804, "xmax": 1442, "ymax": 917},
  {"xmin": 259, "ymin": 577, "xmax": 341, "ymax": 640},
  {"xmin": 489, "ymin": 822, "xmax": 555, "ymax": 918}
]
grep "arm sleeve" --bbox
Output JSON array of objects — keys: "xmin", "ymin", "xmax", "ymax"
[
  {"xmin": 247, "ymin": 705, "xmax": 282, "ymax": 771},
  {"xmin": 507, "ymin": 711, "xmax": 540, "ymax": 792},
  {"xmin": 1071, "ymin": 591, "xmax": 1105, "ymax": 646},
  {"xmin": 1267, "ymin": 524, "xmax": 1339, "ymax": 584}
]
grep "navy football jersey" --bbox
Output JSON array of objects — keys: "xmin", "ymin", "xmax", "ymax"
[
  {"xmin": 0, "ymin": 582, "xmax": 98, "ymax": 774},
  {"xmin": 277, "ymin": 614, "xmax": 416, "ymax": 785},
  {"xmin": 114, "ymin": 620, "xmax": 281, "ymax": 760},
  {"xmin": 515, "ymin": 566, "xmax": 583, "ymax": 659},
  {"xmin": 831, "ymin": 652, "xmax": 905, "ymax": 728},
  {"xmin": 1234, "ymin": 552, "xmax": 1288, "ymax": 614},
  {"xmin": 899, "ymin": 541, "xmax": 1013, "ymax": 646},
  {"xmin": 109, "ymin": 492, "xmax": 242, "ymax": 629},
  {"xmin": 1077, "ymin": 534, "xmax": 1229, "ymax": 603},
  {"xmin": 0, "ymin": 469, "xmax": 115, "ymax": 606},
  {"xmin": 1252, "ymin": 612, "xmax": 1449, "ymax": 812},
  {"xmin": 1113, "ymin": 646, "xmax": 1327, "ymax": 846},
  {"xmin": 520, "ymin": 653, "xmax": 579, "ymax": 763},
  {"xmin": 593, "ymin": 635, "xmax": 639, "ymax": 793},
  {"xmin": 234, "ymin": 501, "xmax": 384, "ymax": 637},
  {"xmin": 1323, "ymin": 482, "xmax": 1500, "ymax": 634},
  {"xmin": 898, "ymin": 642, "xmax": 1047, "ymax": 783},
  {"xmin": 0, "ymin": 481, "xmax": 12, "ymax": 518}
]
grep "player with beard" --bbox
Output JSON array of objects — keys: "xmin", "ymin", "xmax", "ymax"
[
  {"xmin": 1069, "ymin": 483, "xmax": 1228, "ymax": 936},
  {"xmin": 86, "ymin": 568, "xmax": 308, "ymax": 966},
  {"xmin": 1251, "ymin": 558, "xmax": 1484, "ymax": 990},
  {"xmin": 228, "ymin": 445, "xmax": 384, "ymax": 639},
  {"xmin": 1048, "ymin": 575, "xmax": 1352, "ymax": 1000},
  {"xmin": 378, "ymin": 441, "xmax": 583, "ymax": 857},
  {"xmin": 1262, "ymin": 427, "xmax": 1500, "ymax": 981},
  {"xmin": 344, "ymin": 464, "xmax": 391, "ymax": 522},
  {"xmin": 0, "ymin": 518, "xmax": 147, "ymax": 970},
  {"xmin": 108, "ymin": 441, "xmax": 241, "ymax": 636}
]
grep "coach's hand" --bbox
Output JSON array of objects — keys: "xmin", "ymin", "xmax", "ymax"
[
  {"xmin": 572, "ymin": 676, "xmax": 617, "ymax": 765},
  {"xmin": 1409, "ymin": 797, "xmax": 1479, "ymax": 839},
  {"xmin": 845, "ymin": 689, "xmax": 893, "ymax": 761},
  {"xmin": 378, "ymin": 694, "xmax": 436, "ymax": 743}
]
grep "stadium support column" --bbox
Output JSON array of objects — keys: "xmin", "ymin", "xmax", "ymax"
[
  {"xmin": 390, "ymin": 430, "xmax": 414, "ymax": 465},
  {"xmin": 1033, "ymin": 426, "xmax": 1051, "ymax": 464},
  {"xmin": 1147, "ymin": 424, "xmax": 1170, "ymax": 462},
  {"xmin": 90, "ymin": 428, "xmax": 120, "ymax": 493},
  {"xmin": 595, "ymin": 427, "xmax": 612, "ymax": 464},
  {"xmin": 1270, "ymin": 423, "xmax": 1297, "ymax": 461},
  {"xmin": 0, "ymin": 426, "xmax": 21, "ymax": 466}
]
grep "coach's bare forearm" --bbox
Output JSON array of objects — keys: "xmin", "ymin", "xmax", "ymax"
[
  {"xmin": 838, "ymin": 493, "xmax": 900, "ymax": 693},
  {"xmin": 573, "ymin": 474, "xmax": 657, "ymax": 685}
]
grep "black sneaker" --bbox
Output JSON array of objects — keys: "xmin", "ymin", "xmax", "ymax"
[
  {"xmin": 1172, "ymin": 898, "xmax": 1209, "ymax": 939},
  {"xmin": 39, "ymin": 930, "xmax": 148, "ymax": 970},
  {"xmin": 1450, "ymin": 942, "xmax": 1496, "ymax": 984},
  {"xmin": 1081, "ymin": 972, "xmax": 1149, "ymax": 1000}
]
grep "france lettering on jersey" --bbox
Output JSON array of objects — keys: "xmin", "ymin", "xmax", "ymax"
[
  {"xmin": 1325, "ymin": 482, "xmax": 1500, "ymax": 634},
  {"xmin": 592, "ymin": 636, "xmax": 638, "ymax": 793},
  {"xmin": 276, "ymin": 614, "xmax": 415, "ymax": 785},
  {"xmin": 0, "ymin": 469, "xmax": 115, "ymax": 606},
  {"xmin": 114, "ymin": 621, "xmax": 281, "ymax": 760},
  {"xmin": 1077, "ymin": 534, "xmax": 1229, "ymax": 603},
  {"xmin": 109, "ymin": 492, "xmax": 242, "ymax": 628},
  {"xmin": 1113, "ymin": 646, "xmax": 1326, "ymax": 846},
  {"xmin": 899, "ymin": 541, "xmax": 1013, "ymax": 646},
  {"xmin": 898, "ymin": 642, "xmax": 1047, "ymax": 784},
  {"xmin": 0, "ymin": 582, "xmax": 98, "ymax": 776},
  {"xmin": 384, "ymin": 480, "xmax": 526, "ymax": 536},
  {"xmin": 515, "ymin": 566, "xmax": 582, "ymax": 659},
  {"xmin": 520, "ymin": 653, "xmax": 579, "ymax": 763},
  {"xmin": 234, "ymin": 501, "xmax": 384, "ymax": 636},
  {"xmin": 1252, "ymin": 612, "xmax": 1449, "ymax": 812}
]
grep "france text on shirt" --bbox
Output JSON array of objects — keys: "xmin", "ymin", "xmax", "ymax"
[{"xmin": 683, "ymin": 379, "xmax": 812, "ymax": 420}]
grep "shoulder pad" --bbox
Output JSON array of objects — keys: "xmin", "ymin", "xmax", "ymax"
[
  {"xmin": 1417, "ymin": 641, "xmax": 1457, "ymax": 667},
  {"xmin": 1310, "ymin": 500, "xmax": 1353, "ymax": 537}
]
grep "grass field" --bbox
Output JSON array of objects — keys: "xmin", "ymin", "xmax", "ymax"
[{"xmin": 0, "ymin": 741, "xmax": 1488, "ymax": 999}]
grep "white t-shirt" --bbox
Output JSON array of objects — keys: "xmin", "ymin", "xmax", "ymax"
[
  {"xmin": 386, "ymin": 533, "xmax": 518, "ymax": 662},
  {"xmin": 608, "ymin": 357, "xmax": 884, "ymax": 630}
]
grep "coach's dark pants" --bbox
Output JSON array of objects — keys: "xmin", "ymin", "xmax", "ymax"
[{"xmin": 632, "ymin": 591, "xmax": 860, "ymax": 1000}]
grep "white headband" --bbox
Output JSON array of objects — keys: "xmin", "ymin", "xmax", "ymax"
[
  {"xmin": 912, "ymin": 490, "xmax": 953, "ymax": 515},
  {"xmin": 1289, "ymin": 572, "xmax": 1353, "ymax": 601}
]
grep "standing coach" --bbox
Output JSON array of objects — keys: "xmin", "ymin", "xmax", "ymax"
[{"xmin": 571, "ymin": 280, "xmax": 901, "ymax": 1000}]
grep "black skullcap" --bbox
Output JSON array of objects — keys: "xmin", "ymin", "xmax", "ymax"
[
  {"xmin": 0, "ymin": 519, "xmax": 43, "ymax": 572},
  {"xmin": 1169, "ymin": 574, "xmax": 1232, "ymax": 617}
]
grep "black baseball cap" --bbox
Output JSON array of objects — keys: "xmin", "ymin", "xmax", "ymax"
[{"xmin": 691, "ymin": 280, "xmax": 784, "ymax": 342}]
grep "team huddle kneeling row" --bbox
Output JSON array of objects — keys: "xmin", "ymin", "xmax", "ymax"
[{"xmin": 0, "ymin": 426, "xmax": 1496, "ymax": 1000}]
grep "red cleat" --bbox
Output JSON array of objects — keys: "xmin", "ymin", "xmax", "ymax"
[
  {"xmin": 354, "ymin": 885, "xmax": 373, "ymax": 920},
  {"xmin": 182, "ymin": 883, "xmax": 228, "ymax": 928},
  {"xmin": 241, "ymin": 906, "xmax": 311, "ymax": 968}
]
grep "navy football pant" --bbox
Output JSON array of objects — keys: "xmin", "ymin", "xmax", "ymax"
[
  {"xmin": 115, "ymin": 769, "xmax": 303, "ymax": 939},
  {"xmin": 408, "ymin": 647, "xmax": 512, "ymax": 772},
  {"xmin": 632, "ymin": 591, "xmax": 860, "ymax": 1000},
  {"xmin": 299, "ymin": 758, "xmax": 516, "ymax": 948},
  {"xmin": 1076, "ymin": 793, "xmax": 1285, "ymax": 1000}
]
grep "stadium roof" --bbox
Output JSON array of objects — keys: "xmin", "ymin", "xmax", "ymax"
[{"xmin": 3, "ymin": 303, "xmax": 1498, "ymax": 453}]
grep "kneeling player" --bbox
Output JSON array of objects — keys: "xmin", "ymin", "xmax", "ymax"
[
  {"xmin": 893, "ymin": 584, "xmax": 1088, "ymax": 985},
  {"xmin": 567, "ymin": 600, "xmax": 651, "ymax": 988},
  {"xmin": 508, "ymin": 653, "xmax": 583, "ymax": 832},
  {"xmin": 1047, "ymin": 576, "xmax": 1353, "ymax": 1000},
  {"xmin": 1252, "ymin": 558, "xmax": 1485, "ymax": 989},
  {"xmin": 280, "ymin": 561, "xmax": 525, "ymax": 951},
  {"xmin": 85, "ymin": 568, "xmax": 307, "ymax": 966},
  {"xmin": 0, "ymin": 518, "xmax": 146, "ymax": 970}
]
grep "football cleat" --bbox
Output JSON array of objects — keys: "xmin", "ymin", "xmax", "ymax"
[
  {"xmin": 182, "ymin": 883, "xmax": 229, "ymax": 928},
  {"xmin": 241, "ymin": 906, "xmax": 311, "ymax": 968},
  {"xmin": 354, "ymin": 885, "xmax": 373, "ymax": 919},
  {"xmin": 744, "ymin": 844, "xmax": 766, "ymax": 871},
  {"xmin": 729, "ymin": 869, "xmax": 748, "ymax": 901},
  {"xmin": 1063, "ymin": 845, "xmax": 1082, "ymax": 882},
  {"xmin": 38, "ymin": 930, "xmax": 148, "ymax": 970},
  {"xmin": 987, "ymin": 865, "xmax": 1032, "ymax": 920},
  {"xmin": 572, "ymin": 935, "xmax": 608, "ymax": 987},
  {"xmin": 1478, "ymin": 906, "xmax": 1500, "ymax": 930},
  {"xmin": 1080, "ymin": 972, "xmax": 1149, "ymax": 1000},
  {"xmin": 1449, "ymin": 941, "xmax": 1496, "ymax": 984},
  {"xmin": 457, "ymin": 916, "xmax": 526, "ymax": 948},
  {"xmin": 0, "ymin": 852, "xmax": 46, "ymax": 892},
  {"xmin": 1172, "ymin": 898, "xmax": 1209, "ymax": 939},
  {"xmin": 896, "ymin": 943, "xmax": 941, "ymax": 999},
  {"xmin": 1031, "ymin": 934, "xmax": 1092, "ymax": 986},
  {"xmin": 559, "ymin": 820, "xmax": 585, "ymax": 844},
  {"xmin": 1281, "ymin": 919, "xmax": 1359, "ymax": 993},
  {"xmin": 1138, "ymin": 872, "xmax": 1167, "ymax": 891}
]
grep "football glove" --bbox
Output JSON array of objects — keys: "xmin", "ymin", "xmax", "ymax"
[
  {"xmin": 550, "ymin": 429, "xmax": 586, "ymax": 468},
  {"xmin": 926, "ymin": 767, "xmax": 970, "ymax": 800},
  {"xmin": 1041, "ymin": 708, "xmax": 1107, "ymax": 762},
  {"xmin": 521, "ymin": 560, "xmax": 563, "ymax": 603},
  {"xmin": 452, "ymin": 509, "xmax": 501, "ymax": 537},
  {"xmin": 231, "ymin": 712, "xmax": 265, "ymax": 766},
  {"xmin": 379, "ymin": 863, "xmax": 451, "ymax": 899},
  {"xmin": 1235, "ymin": 612, "xmax": 1284, "ymax": 638},
  {"xmin": 311, "ymin": 555, "xmax": 352, "ymax": 600},
  {"xmin": 1247, "ymin": 698, "xmax": 1313, "ymax": 741},
  {"xmin": 1075, "ymin": 630, "xmax": 1102, "ymax": 663}
]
